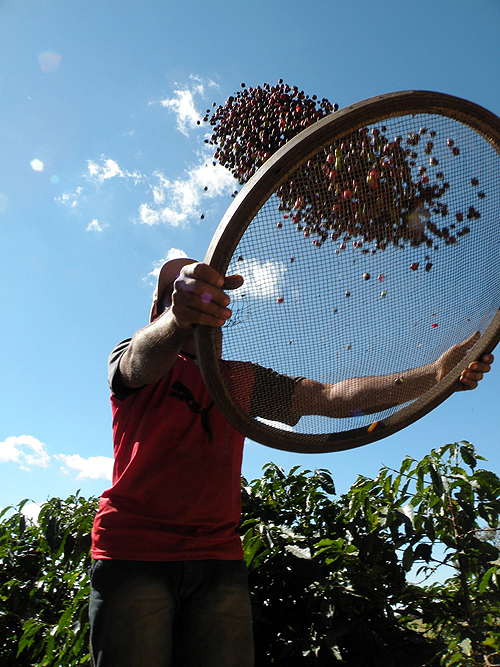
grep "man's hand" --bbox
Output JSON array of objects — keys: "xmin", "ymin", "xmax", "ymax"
[
  {"xmin": 170, "ymin": 262, "xmax": 244, "ymax": 330},
  {"xmin": 459, "ymin": 353, "xmax": 494, "ymax": 389},
  {"xmin": 120, "ymin": 262, "xmax": 244, "ymax": 389},
  {"xmin": 435, "ymin": 332, "xmax": 494, "ymax": 390}
]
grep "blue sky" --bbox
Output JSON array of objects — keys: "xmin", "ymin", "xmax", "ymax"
[{"xmin": 1, "ymin": 0, "xmax": 500, "ymax": 518}]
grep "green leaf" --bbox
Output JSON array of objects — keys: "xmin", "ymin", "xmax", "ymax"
[
  {"xmin": 460, "ymin": 445, "xmax": 477, "ymax": 469},
  {"xmin": 413, "ymin": 542, "xmax": 433, "ymax": 562},
  {"xmin": 400, "ymin": 455, "xmax": 415, "ymax": 476},
  {"xmin": 429, "ymin": 462, "xmax": 444, "ymax": 496},
  {"xmin": 478, "ymin": 566, "xmax": 496, "ymax": 594},
  {"xmin": 285, "ymin": 544, "xmax": 312, "ymax": 559},
  {"xmin": 402, "ymin": 546, "xmax": 414, "ymax": 572},
  {"xmin": 17, "ymin": 618, "xmax": 42, "ymax": 656},
  {"xmin": 274, "ymin": 464, "xmax": 286, "ymax": 480},
  {"xmin": 458, "ymin": 637, "xmax": 472, "ymax": 656},
  {"xmin": 241, "ymin": 529, "xmax": 263, "ymax": 567},
  {"xmin": 57, "ymin": 606, "xmax": 74, "ymax": 634},
  {"xmin": 315, "ymin": 469, "xmax": 335, "ymax": 495},
  {"xmin": 0, "ymin": 504, "xmax": 14, "ymax": 519}
]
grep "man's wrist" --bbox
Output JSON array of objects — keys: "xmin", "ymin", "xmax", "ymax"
[{"xmin": 170, "ymin": 313, "xmax": 193, "ymax": 332}]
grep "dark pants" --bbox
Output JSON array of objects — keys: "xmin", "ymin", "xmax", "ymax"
[{"xmin": 89, "ymin": 559, "xmax": 254, "ymax": 667}]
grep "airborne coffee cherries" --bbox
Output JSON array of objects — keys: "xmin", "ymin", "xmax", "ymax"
[{"xmin": 204, "ymin": 82, "xmax": 483, "ymax": 258}]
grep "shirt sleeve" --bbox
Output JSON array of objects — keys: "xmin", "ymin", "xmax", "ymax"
[
  {"xmin": 249, "ymin": 365, "xmax": 303, "ymax": 427},
  {"xmin": 108, "ymin": 338, "xmax": 137, "ymax": 400}
]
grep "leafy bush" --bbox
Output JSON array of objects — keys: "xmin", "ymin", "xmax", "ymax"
[
  {"xmin": 0, "ymin": 493, "xmax": 97, "ymax": 666},
  {"xmin": 0, "ymin": 442, "xmax": 498, "ymax": 666},
  {"xmin": 242, "ymin": 442, "xmax": 500, "ymax": 666}
]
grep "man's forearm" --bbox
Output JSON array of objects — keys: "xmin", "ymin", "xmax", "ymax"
[
  {"xmin": 119, "ymin": 311, "xmax": 191, "ymax": 388},
  {"xmin": 327, "ymin": 362, "xmax": 438, "ymax": 416},
  {"xmin": 291, "ymin": 361, "xmax": 440, "ymax": 420}
]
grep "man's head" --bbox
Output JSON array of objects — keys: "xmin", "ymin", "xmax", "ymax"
[{"xmin": 150, "ymin": 258, "xmax": 196, "ymax": 323}]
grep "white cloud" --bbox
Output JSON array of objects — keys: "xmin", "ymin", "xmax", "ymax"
[
  {"xmin": 87, "ymin": 218, "xmax": 103, "ymax": 232},
  {"xmin": 138, "ymin": 202, "xmax": 186, "ymax": 227},
  {"xmin": 56, "ymin": 151, "xmax": 235, "ymax": 230},
  {"xmin": 30, "ymin": 158, "xmax": 44, "ymax": 172},
  {"xmin": 144, "ymin": 247, "xmax": 190, "ymax": 287},
  {"xmin": 151, "ymin": 173, "xmax": 169, "ymax": 204},
  {"xmin": 55, "ymin": 186, "xmax": 83, "ymax": 208},
  {"xmin": 0, "ymin": 435, "xmax": 50, "ymax": 470},
  {"xmin": 191, "ymin": 160, "xmax": 235, "ymax": 196},
  {"xmin": 55, "ymin": 157, "xmax": 144, "ymax": 220},
  {"xmin": 86, "ymin": 157, "xmax": 143, "ymax": 186},
  {"xmin": 163, "ymin": 247, "xmax": 190, "ymax": 263},
  {"xmin": 0, "ymin": 434, "xmax": 113, "ymax": 482},
  {"xmin": 156, "ymin": 74, "xmax": 220, "ymax": 137},
  {"xmin": 234, "ymin": 259, "xmax": 287, "ymax": 299},
  {"xmin": 55, "ymin": 75, "xmax": 233, "ymax": 230},
  {"xmin": 55, "ymin": 454, "xmax": 113, "ymax": 481},
  {"xmin": 160, "ymin": 88, "xmax": 201, "ymax": 136},
  {"xmin": 21, "ymin": 502, "xmax": 43, "ymax": 524},
  {"xmin": 138, "ymin": 159, "xmax": 235, "ymax": 227}
]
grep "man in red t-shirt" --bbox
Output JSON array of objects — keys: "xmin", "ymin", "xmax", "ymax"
[{"xmin": 89, "ymin": 258, "xmax": 493, "ymax": 667}]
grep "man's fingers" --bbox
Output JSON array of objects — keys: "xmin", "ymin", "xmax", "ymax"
[
  {"xmin": 460, "ymin": 367, "xmax": 482, "ymax": 389},
  {"xmin": 224, "ymin": 274, "xmax": 244, "ymax": 290},
  {"xmin": 173, "ymin": 309, "xmax": 229, "ymax": 329},
  {"xmin": 173, "ymin": 292, "xmax": 231, "ymax": 324},
  {"xmin": 182, "ymin": 263, "xmax": 244, "ymax": 291},
  {"xmin": 459, "ymin": 377, "xmax": 478, "ymax": 390},
  {"xmin": 175, "ymin": 274, "xmax": 228, "ymax": 309},
  {"xmin": 479, "ymin": 353, "xmax": 494, "ymax": 366},
  {"xmin": 467, "ymin": 357, "xmax": 493, "ymax": 374},
  {"xmin": 458, "ymin": 352, "xmax": 494, "ymax": 390},
  {"xmin": 181, "ymin": 262, "xmax": 224, "ymax": 288},
  {"xmin": 172, "ymin": 303, "xmax": 229, "ymax": 329},
  {"xmin": 172, "ymin": 284, "xmax": 232, "ymax": 328}
]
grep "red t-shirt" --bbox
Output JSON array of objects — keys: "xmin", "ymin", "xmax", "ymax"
[{"xmin": 91, "ymin": 350, "xmax": 247, "ymax": 561}]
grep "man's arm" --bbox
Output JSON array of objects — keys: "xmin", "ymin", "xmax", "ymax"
[
  {"xmin": 290, "ymin": 333, "xmax": 493, "ymax": 420},
  {"xmin": 118, "ymin": 262, "xmax": 242, "ymax": 389},
  {"xmin": 117, "ymin": 311, "xmax": 193, "ymax": 389}
]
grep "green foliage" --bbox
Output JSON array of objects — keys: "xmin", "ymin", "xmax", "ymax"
[
  {"xmin": 347, "ymin": 441, "xmax": 500, "ymax": 666},
  {"xmin": 241, "ymin": 442, "xmax": 500, "ymax": 666},
  {"xmin": 0, "ymin": 442, "xmax": 498, "ymax": 666},
  {"xmin": 241, "ymin": 465, "xmax": 440, "ymax": 665},
  {"xmin": 0, "ymin": 493, "xmax": 98, "ymax": 666}
]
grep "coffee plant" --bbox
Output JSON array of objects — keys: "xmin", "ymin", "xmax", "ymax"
[{"xmin": 0, "ymin": 443, "xmax": 498, "ymax": 666}]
